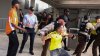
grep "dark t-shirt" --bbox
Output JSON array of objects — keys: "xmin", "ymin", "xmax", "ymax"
[{"xmin": 19, "ymin": 13, "xmax": 24, "ymax": 22}]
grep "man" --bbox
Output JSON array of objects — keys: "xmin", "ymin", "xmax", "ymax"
[
  {"xmin": 19, "ymin": 6, "xmax": 38, "ymax": 55},
  {"xmin": 6, "ymin": 0, "xmax": 26, "ymax": 56},
  {"xmin": 73, "ymin": 15, "xmax": 94, "ymax": 56},
  {"xmin": 58, "ymin": 9, "xmax": 70, "ymax": 51},
  {"xmin": 83, "ymin": 16, "xmax": 100, "ymax": 54},
  {"xmin": 39, "ymin": 19, "xmax": 72, "ymax": 56},
  {"xmin": 92, "ymin": 16, "xmax": 100, "ymax": 56}
]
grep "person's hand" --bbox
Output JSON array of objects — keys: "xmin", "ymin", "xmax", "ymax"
[
  {"xmin": 20, "ymin": 22, "xmax": 23, "ymax": 24},
  {"xmin": 42, "ymin": 40, "xmax": 45, "ymax": 45},
  {"xmin": 68, "ymin": 33, "xmax": 74, "ymax": 38},
  {"xmin": 41, "ymin": 37, "xmax": 45, "ymax": 45},
  {"xmin": 21, "ymin": 28, "xmax": 27, "ymax": 32}
]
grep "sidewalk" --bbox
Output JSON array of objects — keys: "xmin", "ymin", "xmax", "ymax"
[{"xmin": 0, "ymin": 32, "xmax": 98, "ymax": 56}]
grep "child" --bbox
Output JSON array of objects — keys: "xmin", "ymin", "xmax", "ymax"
[{"xmin": 42, "ymin": 23, "xmax": 72, "ymax": 56}]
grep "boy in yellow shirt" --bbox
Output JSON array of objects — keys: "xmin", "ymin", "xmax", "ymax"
[{"xmin": 42, "ymin": 23, "xmax": 72, "ymax": 56}]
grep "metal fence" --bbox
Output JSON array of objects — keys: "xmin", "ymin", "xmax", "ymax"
[{"xmin": 0, "ymin": 18, "xmax": 7, "ymax": 31}]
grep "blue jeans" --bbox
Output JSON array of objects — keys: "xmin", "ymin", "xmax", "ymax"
[{"xmin": 50, "ymin": 48, "xmax": 70, "ymax": 56}]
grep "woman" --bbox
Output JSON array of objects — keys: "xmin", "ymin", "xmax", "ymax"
[{"xmin": 42, "ymin": 23, "xmax": 72, "ymax": 56}]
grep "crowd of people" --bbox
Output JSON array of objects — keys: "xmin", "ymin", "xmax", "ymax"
[{"xmin": 5, "ymin": 0, "xmax": 100, "ymax": 56}]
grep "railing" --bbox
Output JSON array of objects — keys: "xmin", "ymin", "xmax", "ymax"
[
  {"xmin": 69, "ymin": 28, "xmax": 79, "ymax": 35},
  {"xmin": 0, "ymin": 18, "xmax": 7, "ymax": 31}
]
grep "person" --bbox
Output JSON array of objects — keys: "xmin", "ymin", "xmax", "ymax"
[
  {"xmin": 47, "ymin": 14, "xmax": 53, "ymax": 24},
  {"xmin": 83, "ymin": 16, "xmax": 100, "ymax": 53},
  {"xmin": 39, "ymin": 19, "xmax": 72, "ymax": 56},
  {"xmin": 92, "ymin": 16, "xmax": 100, "ymax": 56},
  {"xmin": 42, "ymin": 23, "xmax": 72, "ymax": 56},
  {"xmin": 39, "ymin": 12, "xmax": 48, "ymax": 29},
  {"xmin": 73, "ymin": 15, "xmax": 94, "ymax": 56},
  {"xmin": 5, "ymin": 0, "xmax": 26, "ymax": 56},
  {"xmin": 19, "ymin": 6, "xmax": 38, "ymax": 55},
  {"xmin": 37, "ymin": 12, "xmax": 43, "ymax": 24},
  {"xmin": 18, "ymin": 9, "xmax": 24, "ymax": 34},
  {"xmin": 59, "ymin": 9, "xmax": 70, "ymax": 28},
  {"xmin": 58, "ymin": 9, "xmax": 70, "ymax": 51}
]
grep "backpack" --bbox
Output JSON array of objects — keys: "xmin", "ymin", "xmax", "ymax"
[
  {"xmin": 79, "ymin": 21, "xmax": 88, "ymax": 32},
  {"xmin": 79, "ymin": 21, "xmax": 90, "ymax": 42}
]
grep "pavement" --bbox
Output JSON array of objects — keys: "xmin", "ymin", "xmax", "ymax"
[{"xmin": 0, "ymin": 32, "xmax": 99, "ymax": 56}]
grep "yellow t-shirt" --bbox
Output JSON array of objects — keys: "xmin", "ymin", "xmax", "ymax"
[
  {"xmin": 91, "ymin": 21, "xmax": 97, "ymax": 35},
  {"xmin": 5, "ymin": 8, "xmax": 18, "ymax": 35},
  {"xmin": 46, "ymin": 31, "xmax": 62, "ymax": 51}
]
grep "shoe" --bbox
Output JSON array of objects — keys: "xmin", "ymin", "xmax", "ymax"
[
  {"xmin": 64, "ymin": 47, "xmax": 70, "ymax": 51},
  {"xmin": 19, "ymin": 50, "xmax": 22, "ymax": 53},
  {"xmin": 72, "ymin": 52, "xmax": 77, "ymax": 55},
  {"xmin": 82, "ymin": 50, "xmax": 87, "ymax": 53},
  {"xmin": 29, "ymin": 51, "xmax": 34, "ymax": 55}
]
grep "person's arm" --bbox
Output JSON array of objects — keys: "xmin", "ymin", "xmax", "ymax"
[
  {"xmin": 23, "ymin": 15, "xmax": 30, "ymax": 27},
  {"xmin": 95, "ymin": 23, "xmax": 100, "ymax": 29},
  {"xmin": 34, "ymin": 15, "xmax": 38, "ymax": 32},
  {"xmin": 86, "ymin": 23, "xmax": 95, "ymax": 30},
  {"xmin": 42, "ymin": 33, "xmax": 52, "ymax": 45},
  {"xmin": 61, "ymin": 26, "xmax": 74, "ymax": 38},
  {"xmin": 11, "ymin": 23, "xmax": 26, "ymax": 32},
  {"xmin": 39, "ymin": 22, "xmax": 54, "ymax": 36},
  {"xmin": 10, "ymin": 12, "xmax": 26, "ymax": 32}
]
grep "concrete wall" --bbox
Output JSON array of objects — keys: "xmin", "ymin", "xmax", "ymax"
[
  {"xmin": 0, "ymin": 0, "xmax": 11, "ymax": 31},
  {"xmin": 0, "ymin": 0, "xmax": 11, "ymax": 18}
]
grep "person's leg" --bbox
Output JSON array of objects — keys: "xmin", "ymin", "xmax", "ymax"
[
  {"xmin": 7, "ymin": 33, "xmax": 13, "ymax": 56},
  {"xmin": 50, "ymin": 50, "xmax": 58, "ymax": 56},
  {"xmin": 10, "ymin": 33, "xmax": 19, "ymax": 56},
  {"xmin": 76, "ymin": 42, "xmax": 86, "ymax": 56},
  {"xmin": 59, "ymin": 48, "xmax": 70, "ymax": 56},
  {"xmin": 41, "ymin": 39, "xmax": 50, "ymax": 56},
  {"xmin": 73, "ymin": 34, "xmax": 86, "ymax": 56},
  {"xmin": 19, "ymin": 32, "xmax": 28, "ymax": 53},
  {"xmin": 83, "ymin": 34, "xmax": 95, "ymax": 53},
  {"xmin": 29, "ymin": 32, "xmax": 35, "ymax": 55},
  {"xmin": 92, "ymin": 41, "xmax": 98, "ymax": 56},
  {"xmin": 7, "ymin": 31, "xmax": 19, "ymax": 56},
  {"xmin": 63, "ymin": 38, "xmax": 70, "ymax": 51}
]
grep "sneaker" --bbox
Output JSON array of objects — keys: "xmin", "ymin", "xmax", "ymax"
[
  {"xmin": 29, "ymin": 51, "xmax": 34, "ymax": 55},
  {"xmin": 72, "ymin": 52, "xmax": 77, "ymax": 55},
  {"xmin": 64, "ymin": 47, "xmax": 70, "ymax": 51},
  {"xmin": 19, "ymin": 50, "xmax": 22, "ymax": 53},
  {"xmin": 82, "ymin": 50, "xmax": 87, "ymax": 53}
]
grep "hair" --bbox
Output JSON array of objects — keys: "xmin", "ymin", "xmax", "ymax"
[
  {"xmin": 84, "ymin": 15, "xmax": 88, "ymax": 20},
  {"xmin": 12, "ymin": 0, "xmax": 20, "ymax": 6},
  {"xmin": 95, "ymin": 16, "xmax": 100, "ymax": 20},
  {"xmin": 54, "ymin": 23, "xmax": 62, "ymax": 31},
  {"xmin": 19, "ymin": 9, "xmax": 22, "ymax": 11},
  {"xmin": 28, "ymin": 6, "xmax": 34, "ymax": 11},
  {"xmin": 56, "ymin": 16, "xmax": 64, "ymax": 21},
  {"xmin": 64, "ymin": 9, "xmax": 69, "ymax": 13}
]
